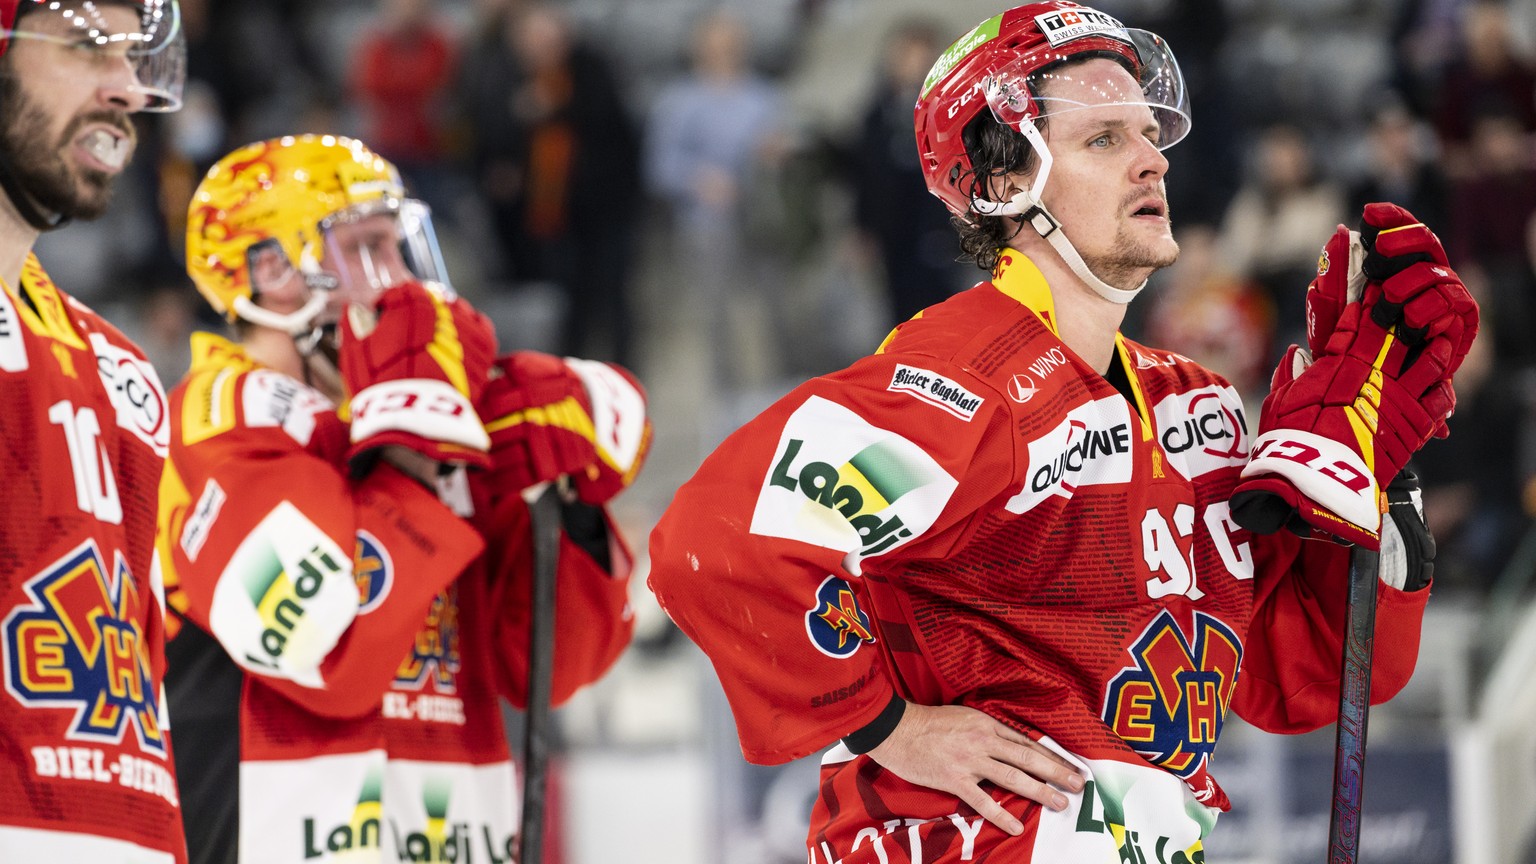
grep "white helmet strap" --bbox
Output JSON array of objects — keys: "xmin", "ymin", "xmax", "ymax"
[
  {"xmin": 970, "ymin": 118, "xmax": 1146, "ymax": 305},
  {"xmin": 232, "ymin": 292, "xmax": 330, "ymax": 336}
]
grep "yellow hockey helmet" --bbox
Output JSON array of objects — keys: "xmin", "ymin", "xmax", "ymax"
[{"xmin": 186, "ymin": 134, "xmax": 449, "ymax": 332}]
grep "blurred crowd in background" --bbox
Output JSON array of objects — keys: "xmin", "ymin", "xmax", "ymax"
[{"xmin": 37, "ymin": 0, "xmax": 1536, "ymax": 855}]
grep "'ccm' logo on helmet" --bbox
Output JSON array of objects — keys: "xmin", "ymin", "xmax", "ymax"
[{"xmin": 1033, "ymin": 8, "xmax": 1126, "ymax": 47}]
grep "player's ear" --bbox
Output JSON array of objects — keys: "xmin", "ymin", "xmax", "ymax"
[{"xmin": 986, "ymin": 171, "xmax": 1028, "ymax": 207}]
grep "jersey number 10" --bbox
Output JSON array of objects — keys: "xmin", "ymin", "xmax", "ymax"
[{"xmin": 49, "ymin": 400, "xmax": 123, "ymax": 525}]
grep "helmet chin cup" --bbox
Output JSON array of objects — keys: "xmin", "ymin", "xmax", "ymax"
[{"xmin": 231, "ymin": 290, "xmax": 330, "ymax": 336}]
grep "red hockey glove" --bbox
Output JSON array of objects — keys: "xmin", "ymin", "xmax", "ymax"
[
  {"xmin": 1232, "ymin": 204, "xmax": 1479, "ymax": 547},
  {"xmin": 1232, "ymin": 289, "xmax": 1465, "ymax": 547},
  {"xmin": 340, "ymin": 280, "xmax": 495, "ymax": 470},
  {"xmin": 479, "ymin": 353, "xmax": 652, "ymax": 504},
  {"xmin": 1358, "ymin": 202, "xmax": 1477, "ymax": 362},
  {"xmin": 1304, "ymin": 224, "xmax": 1365, "ymax": 357}
]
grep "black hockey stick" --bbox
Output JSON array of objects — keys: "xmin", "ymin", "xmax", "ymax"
[
  {"xmin": 1327, "ymin": 543, "xmax": 1380, "ymax": 864},
  {"xmin": 520, "ymin": 483, "xmax": 562, "ymax": 864}
]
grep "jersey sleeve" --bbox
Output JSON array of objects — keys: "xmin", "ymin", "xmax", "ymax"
[
  {"xmin": 466, "ymin": 494, "xmax": 636, "ymax": 709},
  {"xmin": 1232, "ymin": 531, "xmax": 1429, "ymax": 733},
  {"xmin": 157, "ymin": 368, "xmax": 484, "ymax": 718},
  {"xmin": 648, "ymin": 353, "xmax": 1011, "ymax": 764}
]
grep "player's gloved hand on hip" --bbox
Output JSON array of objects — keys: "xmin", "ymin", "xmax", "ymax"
[
  {"xmin": 340, "ymin": 280, "xmax": 495, "ymax": 473},
  {"xmin": 1231, "ymin": 207, "xmax": 1477, "ymax": 548},
  {"xmin": 479, "ymin": 352, "xmax": 652, "ymax": 505}
]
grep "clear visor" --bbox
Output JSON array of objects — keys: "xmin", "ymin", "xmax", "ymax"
[
  {"xmin": 318, "ymin": 198, "xmax": 454, "ymax": 311},
  {"xmin": 982, "ymin": 28, "xmax": 1190, "ymax": 150},
  {"xmin": 2, "ymin": 0, "xmax": 186, "ymax": 111}
]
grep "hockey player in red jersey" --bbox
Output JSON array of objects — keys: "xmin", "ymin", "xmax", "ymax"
[
  {"xmin": 156, "ymin": 134, "xmax": 649, "ymax": 864},
  {"xmin": 0, "ymin": 2, "xmax": 189, "ymax": 861},
  {"xmin": 648, "ymin": 3, "xmax": 1479, "ymax": 862}
]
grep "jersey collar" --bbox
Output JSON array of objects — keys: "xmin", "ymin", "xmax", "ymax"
[
  {"xmin": 990, "ymin": 249, "xmax": 1060, "ymax": 336},
  {"xmin": 3, "ymin": 254, "xmax": 88, "ymax": 350}
]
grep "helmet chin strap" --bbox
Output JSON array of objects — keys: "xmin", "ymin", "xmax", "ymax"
[
  {"xmin": 970, "ymin": 119, "xmax": 1146, "ymax": 305},
  {"xmin": 232, "ymin": 291, "xmax": 330, "ymax": 335}
]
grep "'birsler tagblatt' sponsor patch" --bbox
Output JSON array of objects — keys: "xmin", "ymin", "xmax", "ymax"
[{"xmin": 887, "ymin": 364, "xmax": 985, "ymax": 421}]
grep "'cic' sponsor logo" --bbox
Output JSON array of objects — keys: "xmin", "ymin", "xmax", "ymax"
[
  {"xmin": 2, "ymin": 540, "xmax": 165, "ymax": 755},
  {"xmin": 1150, "ymin": 385, "xmax": 1249, "ymax": 480}
]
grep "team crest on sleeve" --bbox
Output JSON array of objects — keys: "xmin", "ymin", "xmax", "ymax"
[
  {"xmin": 2, "ymin": 540, "xmax": 166, "ymax": 755},
  {"xmin": 1101, "ymin": 610, "xmax": 1242, "ymax": 784},
  {"xmin": 751, "ymin": 396, "xmax": 959, "ymax": 574},
  {"xmin": 886, "ymin": 364, "xmax": 984, "ymax": 421},
  {"xmin": 353, "ymin": 531, "xmax": 393, "ymax": 614},
  {"xmin": 805, "ymin": 576, "xmax": 874, "ymax": 658}
]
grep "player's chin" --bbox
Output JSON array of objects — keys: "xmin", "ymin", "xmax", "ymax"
[
  {"xmin": 66, "ymin": 174, "xmax": 116, "ymax": 221},
  {"xmin": 1121, "ymin": 228, "xmax": 1179, "ymax": 270}
]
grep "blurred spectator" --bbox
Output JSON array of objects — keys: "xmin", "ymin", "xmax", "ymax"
[
  {"xmin": 847, "ymin": 18, "xmax": 971, "ymax": 327},
  {"xmin": 1446, "ymin": 105, "xmax": 1536, "ymax": 365},
  {"xmin": 351, "ymin": 0, "xmax": 459, "ymax": 213},
  {"xmin": 1413, "ymin": 293, "xmax": 1529, "ymax": 593},
  {"xmin": 461, "ymin": 2, "xmax": 643, "ymax": 366},
  {"xmin": 644, "ymin": 9, "xmax": 789, "ymax": 391},
  {"xmin": 1346, "ymin": 101, "xmax": 1450, "ymax": 235},
  {"xmin": 1217, "ymin": 123, "xmax": 1346, "ymax": 356},
  {"xmin": 1144, "ymin": 225, "xmax": 1275, "ymax": 413},
  {"xmin": 1389, "ymin": 0, "xmax": 1475, "ymax": 119},
  {"xmin": 1431, "ymin": 0, "xmax": 1536, "ymax": 176},
  {"xmin": 1119, "ymin": 0, "xmax": 1240, "ymax": 228}
]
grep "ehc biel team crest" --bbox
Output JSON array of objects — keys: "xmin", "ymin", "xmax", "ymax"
[
  {"xmin": 2, "ymin": 539, "xmax": 165, "ymax": 754},
  {"xmin": 1101, "ymin": 610, "xmax": 1242, "ymax": 777},
  {"xmin": 806, "ymin": 575, "xmax": 874, "ymax": 658}
]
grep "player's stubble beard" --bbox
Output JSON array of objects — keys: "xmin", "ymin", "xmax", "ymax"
[
  {"xmin": 0, "ymin": 73, "xmax": 135, "ymax": 222},
  {"xmin": 1080, "ymin": 187, "xmax": 1179, "ymax": 290}
]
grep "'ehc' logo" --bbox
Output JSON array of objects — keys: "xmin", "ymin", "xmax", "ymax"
[
  {"xmin": 2, "ymin": 540, "xmax": 165, "ymax": 754},
  {"xmin": 1101, "ymin": 611, "xmax": 1241, "ymax": 778}
]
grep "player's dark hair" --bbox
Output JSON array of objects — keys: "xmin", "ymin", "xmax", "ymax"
[{"xmin": 952, "ymin": 113, "xmax": 1037, "ymax": 272}]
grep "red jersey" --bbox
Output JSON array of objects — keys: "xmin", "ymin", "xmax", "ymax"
[
  {"xmin": 0, "ymin": 256, "xmax": 185, "ymax": 862},
  {"xmin": 156, "ymin": 333, "xmax": 634, "ymax": 864},
  {"xmin": 648, "ymin": 252, "xmax": 1428, "ymax": 863}
]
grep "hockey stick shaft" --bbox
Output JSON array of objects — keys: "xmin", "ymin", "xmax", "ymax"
[
  {"xmin": 520, "ymin": 483, "xmax": 562, "ymax": 864},
  {"xmin": 1327, "ymin": 543, "xmax": 1380, "ymax": 864}
]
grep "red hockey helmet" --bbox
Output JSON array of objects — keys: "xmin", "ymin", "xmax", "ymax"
[
  {"xmin": 0, "ymin": 0, "xmax": 185, "ymax": 111},
  {"xmin": 914, "ymin": 1, "xmax": 1190, "ymax": 218}
]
